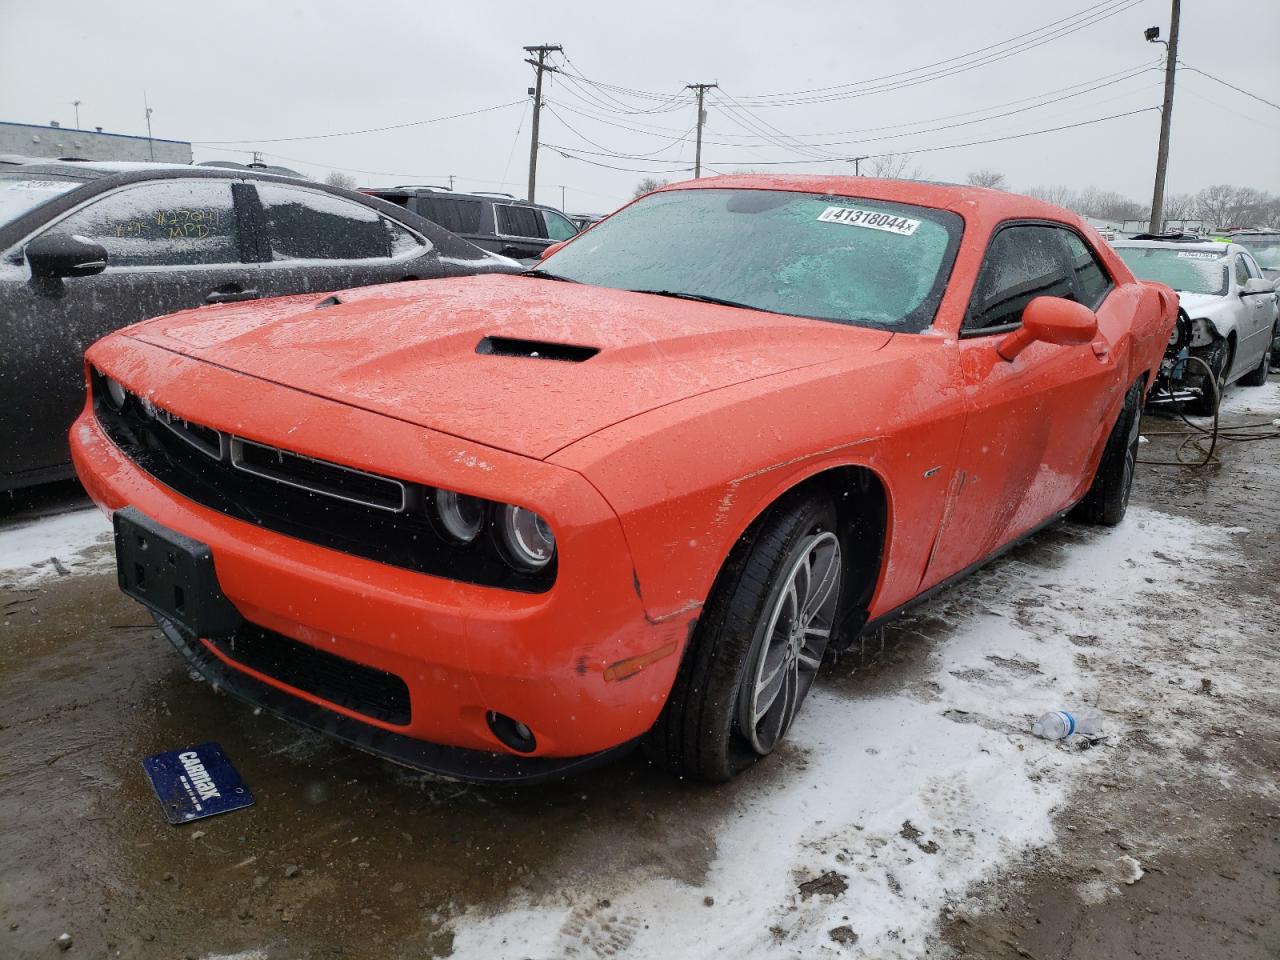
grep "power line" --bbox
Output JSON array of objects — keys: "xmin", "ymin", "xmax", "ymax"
[
  {"xmin": 542, "ymin": 59, "xmax": 1157, "ymax": 145},
  {"xmin": 545, "ymin": 146, "xmax": 692, "ymax": 174},
  {"xmin": 192, "ymin": 100, "xmax": 525, "ymax": 145},
  {"xmin": 1178, "ymin": 62, "xmax": 1280, "ymax": 112},
  {"xmin": 735, "ymin": 0, "xmax": 1135, "ymax": 102},
  {"xmin": 544, "ymin": 103, "xmax": 693, "ymax": 158},
  {"xmin": 543, "ymin": 106, "xmax": 1160, "ymax": 168}
]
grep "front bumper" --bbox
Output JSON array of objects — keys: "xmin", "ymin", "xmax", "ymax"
[
  {"xmin": 72, "ymin": 340, "xmax": 693, "ymax": 772},
  {"xmin": 152, "ymin": 614, "xmax": 636, "ymax": 783}
]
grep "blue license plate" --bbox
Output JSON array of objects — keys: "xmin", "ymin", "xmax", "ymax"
[{"xmin": 142, "ymin": 742, "xmax": 254, "ymax": 824}]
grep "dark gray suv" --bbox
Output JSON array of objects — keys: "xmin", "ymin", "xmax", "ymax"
[{"xmin": 362, "ymin": 187, "xmax": 579, "ymax": 261}]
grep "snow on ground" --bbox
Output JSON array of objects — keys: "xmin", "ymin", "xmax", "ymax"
[
  {"xmin": 1218, "ymin": 378, "xmax": 1280, "ymax": 417},
  {"xmin": 0, "ymin": 508, "xmax": 112, "ymax": 588},
  {"xmin": 447, "ymin": 507, "xmax": 1244, "ymax": 959}
]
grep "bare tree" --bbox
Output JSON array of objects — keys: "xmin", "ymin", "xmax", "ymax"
[
  {"xmin": 965, "ymin": 169, "xmax": 1007, "ymax": 190},
  {"xmin": 1162, "ymin": 193, "xmax": 1198, "ymax": 222},
  {"xmin": 633, "ymin": 177, "xmax": 669, "ymax": 198},
  {"xmin": 1024, "ymin": 184, "xmax": 1077, "ymax": 209},
  {"xmin": 324, "ymin": 171, "xmax": 358, "ymax": 191},
  {"xmin": 867, "ymin": 154, "xmax": 924, "ymax": 180}
]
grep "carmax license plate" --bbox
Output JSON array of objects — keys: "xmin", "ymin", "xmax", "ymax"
[
  {"xmin": 113, "ymin": 506, "xmax": 241, "ymax": 638},
  {"xmin": 142, "ymin": 743, "xmax": 254, "ymax": 824}
]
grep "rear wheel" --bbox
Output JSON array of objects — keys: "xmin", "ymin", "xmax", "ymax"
[
  {"xmin": 643, "ymin": 491, "xmax": 842, "ymax": 781},
  {"xmin": 1073, "ymin": 379, "xmax": 1144, "ymax": 527}
]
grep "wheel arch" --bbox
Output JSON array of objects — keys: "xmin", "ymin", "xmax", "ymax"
[{"xmin": 710, "ymin": 461, "xmax": 892, "ymax": 648}]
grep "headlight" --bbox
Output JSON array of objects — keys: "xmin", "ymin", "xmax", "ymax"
[
  {"xmin": 498, "ymin": 505, "xmax": 555, "ymax": 570},
  {"xmin": 104, "ymin": 377, "xmax": 127, "ymax": 411},
  {"xmin": 435, "ymin": 489, "xmax": 487, "ymax": 544}
]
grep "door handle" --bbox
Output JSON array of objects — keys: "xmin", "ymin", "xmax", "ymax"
[
  {"xmin": 206, "ymin": 287, "xmax": 259, "ymax": 304},
  {"xmin": 1091, "ymin": 339, "xmax": 1110, "ymax": 359}
]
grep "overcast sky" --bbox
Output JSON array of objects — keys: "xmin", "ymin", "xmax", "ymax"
[{"xmin": 1, "ymin": 0, "xmax": 1276, "ymax": 214}]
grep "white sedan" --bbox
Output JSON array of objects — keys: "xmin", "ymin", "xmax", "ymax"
[{"xmin": 1112, "ymin": 236, "xmax": 1276, "ymax": 412}]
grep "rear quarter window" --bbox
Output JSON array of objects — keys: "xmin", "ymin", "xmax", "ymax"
[{"xmin": 417, "ymin": 197, "xmax": 483, "ymax": 235}]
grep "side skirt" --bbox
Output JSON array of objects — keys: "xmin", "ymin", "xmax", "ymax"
[{"xmin": 855, "ymin": 501, "xmax": 1080, "ymax": 639}]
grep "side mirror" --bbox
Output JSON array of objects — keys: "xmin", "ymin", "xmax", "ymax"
[
  {"xmin": 26, "ymin": 233, "xmax": 108, "ymax": 279},
  {"xmin": 1242, "ymin": 277, "xmax": 1276, "ymax": 296},
  {"xmin": 996, "ymin": 296, "xmax": 1098, "ymax": 362},
  {"xmin": 539, "ymin": 240, "xmax": 567, "ymax": 260}
]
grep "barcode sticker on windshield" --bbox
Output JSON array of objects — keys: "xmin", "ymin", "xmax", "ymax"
[
  {"xmin": 817, "ymin": 206, "xmax": 920, "ymax": 236},
  {"xmin": 1176, "ymin": 251, "xmax": 1219, "ymax": 260}
]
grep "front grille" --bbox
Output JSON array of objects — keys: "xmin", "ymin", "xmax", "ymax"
[
  {"xmin": 210, "ymin": 623, "xmax": 411, "ymax": 726},
  {"xmin": 229, "ymin": 437, "xmax": 406, "ymax": 513},
  {"xmin": 90, "ymin": 371, "xmax": 554, "ymax": 592}
]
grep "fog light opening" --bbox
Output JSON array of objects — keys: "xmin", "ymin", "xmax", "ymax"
[{"xmin": 485, "ymin": 710, "xmax": 537, "ymax": 754}]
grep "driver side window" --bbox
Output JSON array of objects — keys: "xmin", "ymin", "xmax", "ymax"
[
  {"xmin": 964, "ymin": 225, "xmax": 1074, "ymax": 333},
  {"xmin": 41, "ymin": 180, "xmax": 240, "ymax": 269}
]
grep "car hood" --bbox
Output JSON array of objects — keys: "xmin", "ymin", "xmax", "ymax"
[
  {"xmin": 129, "ymin": 274, "xmax": 891, "ymax": 460},
  {"xmin": 1176, "ymin": 291, "xmax": 1228, "ymax": 316}
]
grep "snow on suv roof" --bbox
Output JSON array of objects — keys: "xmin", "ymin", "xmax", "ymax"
[{"xmin": 1112, "ymin": 237, "xmax": 1229, "ymax": 255}]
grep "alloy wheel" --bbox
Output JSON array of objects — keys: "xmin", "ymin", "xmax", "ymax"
[{"xmin": 737, "ymin": 531, "xmax": 842, "ymax": 755}]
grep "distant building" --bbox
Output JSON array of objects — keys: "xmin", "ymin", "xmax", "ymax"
[{"xmin": 0, "ymin": 120, "xmax": 192, "ymax": 164}]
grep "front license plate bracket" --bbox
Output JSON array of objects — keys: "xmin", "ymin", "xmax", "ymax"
[{"xmin": 114, "ymin": 506, "xmax": 242, "ymax": 638}]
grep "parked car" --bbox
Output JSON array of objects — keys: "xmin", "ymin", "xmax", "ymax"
[
  {"xmin": 73, "ymin": 176, "xmax": 1175, "ymax": 783},
  {"xmin": 1221, "ymin": 229, "xmax": 1280, "ymax": 282},
  {"xmin": 1222, "ymin": 230, "xmax": 1280, "ymax": 367},
  {"xmin": 571, "ymin": 213, "xmax": 604, "ymax": 231},
  {"xmin": 1112, "ymin": 234, "xmax": 1276, "ymax": 412},
  {"xmin": 362, "ymin": 186, "xmax": 579, "ymax": 261},
  {"xmin": 0, "ymin": 161, "xmax": 519, "ymax": 492}
]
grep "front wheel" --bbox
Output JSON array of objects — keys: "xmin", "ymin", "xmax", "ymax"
[
  {"xmin": 1239, "ymin": 338, "xmax": 1273, "ymax": 387},
  {"xmin": 643, "ymin": 491, "xmax": 842, "ymax": 782},
  {"xmin": 1073, "ymin": 379, "xmax": 1144, "ymax": 527},
  {"xmin": 1187, "ymin": 337, "xmax": 1233, "ymax": 416}
]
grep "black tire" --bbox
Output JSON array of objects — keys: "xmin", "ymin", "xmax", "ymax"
[
  {"xmin": 1073, "ymin": 379, "xmax": 1144, "ymax": 527},
  {"xmin": 1187, "ymin": 337, "xmax": 1233, "ymax": 416},
  {"xmin": 1239, "ymin": 338, "xmax": 1272, "ymax": 387},
  {"xmin": 643, "ymin": 490, "xmax": 841, "ymax": 782}
]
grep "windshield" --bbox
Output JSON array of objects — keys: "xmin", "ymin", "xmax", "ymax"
[
  {"xmin": 1113, "ymin": 246, "xmax": 1228, "ymax": 296},
  {"xmin": 541, "ymin": 188, "xmax": 963, "ymax": 332},
  {"xmin": 0, "ymin": 172, "xmax": 81, "ymax": 228},
  {"xmin": 1230, "ymin": 235, "xmax": 1280, "ymax": 271}
]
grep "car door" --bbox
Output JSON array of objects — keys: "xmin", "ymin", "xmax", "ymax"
[
  {"xmin": 1234, "ymin": 252, "xmax": 1271, "ymax": 375},
  {"xmin": 920, "ymin": 222, "xmax": 1123, "ymax": 588},
  {"xmin": 0, "ymin": 177, "xmax": 255, "ymax": 486},
  {"xmin": 243, "ymin": 182, "xmax": 445, "ymax": 299}
]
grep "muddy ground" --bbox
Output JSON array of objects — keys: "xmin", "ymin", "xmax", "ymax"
[{"xmin": 2, "ymin": 379, "xmax": 1277, "ymax": 960}]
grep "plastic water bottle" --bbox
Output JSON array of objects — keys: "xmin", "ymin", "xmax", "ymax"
[{"xmin": 1031, "ymin": 707, "xmax": 1103, "ymax": 740}]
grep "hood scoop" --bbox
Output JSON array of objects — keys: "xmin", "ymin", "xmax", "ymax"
[
  {"xmin": 476, "ymin": 335, "xmax": 599, "ymax": 363},
  {"xmin": 315, "ymin": 295, "xmax": 343, "ymax": 309}
]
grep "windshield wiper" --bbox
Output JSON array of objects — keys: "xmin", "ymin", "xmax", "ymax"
[
  {"xmin": 628, "ymin": 289, "xmax": 756, "ymax": 310},
  {"xmin": 521, "ymin": 268, "xmax": 579, "ymax": 283}
]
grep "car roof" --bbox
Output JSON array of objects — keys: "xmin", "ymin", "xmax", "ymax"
[
  {"xmin": 364, "ymin": 185, "xmax": 562, "ymax": 212},
  {"xmin": 1111, "ymin": 237, "xmax": 1232, "ymax": 254},
  {"xmin": 8, "ymin": 160, "xmax": 313, "ymax": 185}
]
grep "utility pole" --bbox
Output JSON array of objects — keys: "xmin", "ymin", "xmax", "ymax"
[
  {"xmin": 1146, "ymin": 1, "xmax": 1181, "ymax": 234},
  {"xmin": 686, "ymin": 83, "xmax": 717, "ymax": 178},
  {"xmin": 448, "ymin": 174, "xmax": 455, "ymax": 190},
  {"xmin": 848, "ymin": 155, "xmax": 870, "ymax": 175},
  {"xmin": 143, "ymin": 91, "xmax": 155, "ymax": 160},
  {"xmin": 72, "ymin": 100, "xmax": 81, "ymax": 128},
  {"xmin": 524, "ymin": 43, "xmax": 562, "ymax": 203}
]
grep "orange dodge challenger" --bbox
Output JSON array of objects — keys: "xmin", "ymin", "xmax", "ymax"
[{"xmin": 71, "ymin": 176, "xmax": 1177, "ymax": 783}]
